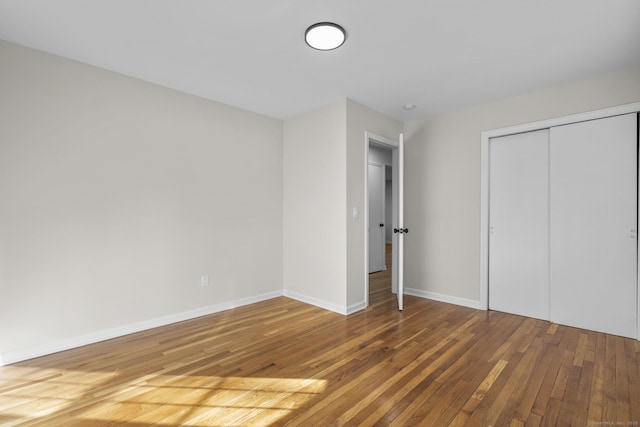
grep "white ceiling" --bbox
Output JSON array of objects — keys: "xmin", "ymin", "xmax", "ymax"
[{"xmin": 1, "ymin": 0, "xmax": 639, "ymax": 122}]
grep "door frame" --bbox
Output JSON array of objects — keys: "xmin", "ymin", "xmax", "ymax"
[
  {"xmin": 364, "ymin": 131, "xmax": 399, "ymax": 307},
  {"xmin": 479, "ymin": 101, "xmax": 640, "ymax": 339}
]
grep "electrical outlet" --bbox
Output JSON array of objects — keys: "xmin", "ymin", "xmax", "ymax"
[{"xmin": 201, "ymin": 275, "xmax": 209, "ymax": 287}]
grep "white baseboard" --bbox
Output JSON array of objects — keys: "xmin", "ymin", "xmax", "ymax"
[
  {"xmin": 0, "ymin": 290, "xmax": 283, "ymax": 366},
  {"xmin": 283, "ymin": 290, "xmax": 348, "ymax": 315},
  {"xmin": 346, "ymin": 301, "xmax": 366, "ymax": 315},
  {"xmin": 282, "ymin": 291, "xmax": 366, "ymax": 315},
  {"xmin": 404, "ymin": 287, "xmax": 481, "ymax": 310}
]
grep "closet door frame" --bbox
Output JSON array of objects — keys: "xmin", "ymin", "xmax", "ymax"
[{"xmin": 479, "ymin": 101, "xmax": 640, "ymax": 339}]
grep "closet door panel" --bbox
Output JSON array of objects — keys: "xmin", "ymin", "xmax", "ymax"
[
  {"xmin": 550, "ymin": 113, "xmax": 637, "ymax": 338},
  {"xmin": 489, "ymin": 129, "xmax": 550, "ymax": 320}
]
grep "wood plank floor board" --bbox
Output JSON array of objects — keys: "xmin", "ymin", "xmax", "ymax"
[
  {"xmin": 529, "ymin": 328, "xmax": 570, "ymax": 418},
  {"xmin": 465, "ymin": 351, "xmax": 526, "ymax": 427},
  {"xmin": 513, "ymin": 340, "xmax": 553, "ymax": 422},
  {"xmin": 555, "ymin": 364, "xmax": 583, "ymax": 426},
  {"xmin": 550, "ymin": 348, "xmax": 575, "ymax": 402},
  {"xmin": 614, "ymin": 335, "xmax": 631, "ymax": 424},
  {"xmin": 630, "ymin": 353, "xmax": 640, "ymax": 424},
  {"xmin": 524, "ymin": 412, "xmax": 542, "ymax": 427},
  {"xmin": 2, "ymin": 246, "xmax": 639, "ymax": 425},
  {"xmin": 603, "ymin": 334, "xmax": 620, "ymax": 424},
  {"xmin": 539, "ymin": 397, "xmax": 562, "ymax": 427},
  {"xmin": 493, "ymin": 337, "xmax": 547, "ymax": 426},
  {"xmin": 572, "ymin": 358, "xmax": 595, "ymax": 427}
]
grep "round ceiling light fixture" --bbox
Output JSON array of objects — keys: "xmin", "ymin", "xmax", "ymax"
[
  {"xmin": 305, "ymin": 22, "xmax": 346, "ymax": 51},
  {"xmin": 403, "ymin": 104, "xmax": 417, "ymax": 110}
]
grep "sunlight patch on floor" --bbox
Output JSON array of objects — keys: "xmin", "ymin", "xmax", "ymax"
[
  {"xmin": 0, "ymin": 366, "xmax": 327, "ymax": 426},
  {"xmin": 0, "ymin": 365, "xmax": 118, "ymax": 421},
  {"xmin": 77, "ymin": 376, "xmax": 328, "ymax": 426}
]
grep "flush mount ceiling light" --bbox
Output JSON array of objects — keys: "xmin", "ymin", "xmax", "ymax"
[
  {"xmin": 403, "ymin": 104, "xmax": 417, "ymax": 110},
  {"xmin": 305, "ymin": 22, "xmax": 346, "ymax": 51}
]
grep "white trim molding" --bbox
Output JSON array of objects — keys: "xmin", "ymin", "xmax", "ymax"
[
  {"xmin": 283, "ymin": 290, "xmax": 348, "ymax": 315},
  {"xmin": 0, "ymin": 290, "xmax": 284, "ymax": 366},
  {"xmin": 346, "ymin": 301, "xmax": 367, "ymax": 315},
  {"xmin": 404, "ymin": 287, "xmax": 481, "ymax": 310},
  {"xmin": 366, "ymin": 131, "xmax": 399, "ymax": 148}
]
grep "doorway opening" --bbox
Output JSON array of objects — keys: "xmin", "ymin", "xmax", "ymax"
[
  {"xmin": 364, "ymin": 132, "xmax": 402, "ymax": 309},
  {"xmin": 368, "ymin": 149, "xmax": 391, "ymax": 274}
]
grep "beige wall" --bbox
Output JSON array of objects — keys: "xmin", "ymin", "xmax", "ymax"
[
  {"xmin": 283, "ymin": 100, "xmax": 348, "ymax": 311},
  {"xmin": 403, "ymin": 66, "xmax": 640, "ymax": 304},
  {"xmin": 0, "ymin": 40, "xmax": 283, "ymax": 361},
  {"xmin": 346, "ymin": 100, "xmax": 402, "ymax": 308}
]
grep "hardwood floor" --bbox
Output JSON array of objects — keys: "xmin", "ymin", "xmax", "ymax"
[{"xmin": 1, "ymin": 247, "xmax": 639, "ymax": 426}]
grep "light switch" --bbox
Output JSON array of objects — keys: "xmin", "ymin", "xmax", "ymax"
[{"xmin": 352, "ymin": 207, "xmax": 359, "ymax": 219}]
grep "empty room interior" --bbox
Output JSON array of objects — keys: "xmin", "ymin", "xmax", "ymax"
[{"xmin": 1, "ymin": 1, "xmax": 640, "ymax": 425}]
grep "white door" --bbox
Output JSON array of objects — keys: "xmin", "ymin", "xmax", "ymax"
[
  {"xmin": 550, "ymin": 113, "xmax": 637, "ymax": 338},
  {"xmin": 368, "ymin": 163, "xmax": 385, "ymax": 273},
  {"xmin": 489, "ymin": 129, "xmax": 550, "ymax": 320},
  {"xmin": 392, "ymin": 134, "xmax": 405, "ymax": 311}
]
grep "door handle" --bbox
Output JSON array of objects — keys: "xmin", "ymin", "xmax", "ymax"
[
  {"xmin": 379, "ymin": 223, "xmax": 384, "ymax": 227},
  {"xmin": 393, "ymin": 228, "xmax": 409, "ymax": 234}
]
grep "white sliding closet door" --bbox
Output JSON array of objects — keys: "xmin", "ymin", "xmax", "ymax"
[
  {"xmin": 550, "ymin": 113, "xmax": 637, "ymax": 338},
  {"xmin": 489, "ymin": 129, "xmax": 550, "ymax": 320}
]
